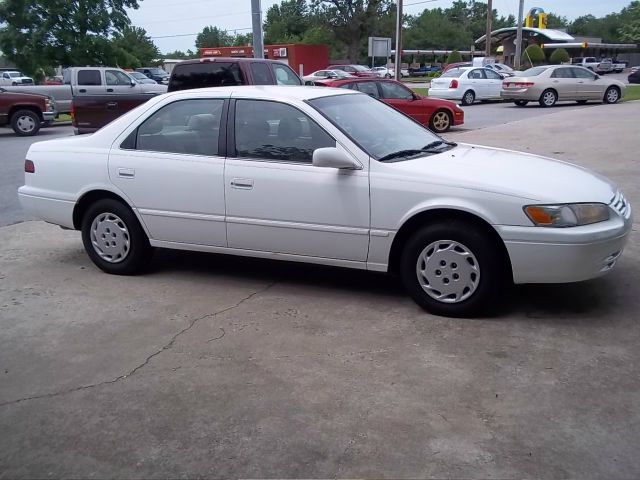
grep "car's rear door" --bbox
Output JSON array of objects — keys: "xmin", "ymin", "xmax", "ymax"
[{"xmin": 74, "ymin": 69, "xmax": 105, "ymax": 95}]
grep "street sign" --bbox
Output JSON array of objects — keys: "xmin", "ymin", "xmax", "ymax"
[{"xmin": 368, "ymin": 37, "xmax": 392, "ymax": 58}]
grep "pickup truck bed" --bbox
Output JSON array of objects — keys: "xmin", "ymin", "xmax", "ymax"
[{"xmin": 72, "ymin": 94, "xmax": 155, "ymax": 134}]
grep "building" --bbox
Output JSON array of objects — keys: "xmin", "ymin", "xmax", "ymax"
[{"xmin": 198, "ymin": 44, "xmax": 329, "ymax": 77}]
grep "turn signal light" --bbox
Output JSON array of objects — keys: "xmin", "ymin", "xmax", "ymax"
[
  {"xmin": 25, "ymin": 160, "xmax": 35, "ymax": 173},
  {"xmin": 449, "ymin": 79, "xmax": 459, "ymax": 88}
]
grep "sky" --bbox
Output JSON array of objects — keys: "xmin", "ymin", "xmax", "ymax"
[{"xmin": 125, "ymin": 0, "xmax": 631, "ymax": 54}]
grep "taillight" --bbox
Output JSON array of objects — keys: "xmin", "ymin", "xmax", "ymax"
[
  {"xmin": 25, "ymin": 160, "xmax": 35, "ymax": 173},
  {"xmin": 70, "ymin": 101, "xmax": 76, "ymax": 127},
  {"xmin": 449, "ymin": 79, "xmax": 459, "ymax": 88},
  {"xmin": 516, "ymin": 82, "xmax": 535, "ymax": 87}
]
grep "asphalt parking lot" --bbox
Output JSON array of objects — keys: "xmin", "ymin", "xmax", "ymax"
[{"xmin": 1, "ymin": 102, "xmax": 639, "ymax": 478}]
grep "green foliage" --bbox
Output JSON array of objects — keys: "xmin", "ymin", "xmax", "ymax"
[
  {"xmin": 0, "ymin": 0, "xmax": 140, "ymax": 76},
  {"xmin": 111, "ymin": 26, "xmax": 160, "ymax": 68},
  {"xmin": 161, "ymin": 50, "xmax": 198, "ymax": 59},
  {"xmin": 446, "ymin": 50, "xmax": 463, "ymax": 64},
  {"xmin": 195, "ymin": 26, "xmax": 233, "ymax": 48},
  {"xmin": 619, "ymin": 1, "xmax": 640, "ymax": 43},
  {"xmin": 264, "ymin": 0, "xmax": 310, "ymax": 44},
  {"xmin": 549, "ymin": 48, "xmax": 570, "ymax": 65},
  {"xmin": 522, "ymin": 44, "xmax": 545, "ymax": 67},
  {"xmin": 545, "ymin": 12, "xmax": 569, "ymax": 29}
]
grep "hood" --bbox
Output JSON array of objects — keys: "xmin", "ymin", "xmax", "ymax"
[
  {"xmin": 0, "ymin": 89, "xmax": 48, "ymax": 100},
  {"xmin": 388, "ymin": 143, "xmax": 617, "ymax": 204}
]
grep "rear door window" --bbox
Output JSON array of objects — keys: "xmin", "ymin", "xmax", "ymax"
[
  {"xmin": 355, "ymin": 82, "xmax": 380, "ymax": 98},
  {"xmin": 169, "ymin": 62, "xmax": 244, "ymax": 91},
  {"xmin": 250, "ymin": 62, "xmax": 273, "ymax": 85},
  {"xmin": 551, "ymin": 68, "xmax": 574, "ymax": 78},
  {"xmin": 77, "ymin": 70, "xmax": 102, "ymax": 86}
]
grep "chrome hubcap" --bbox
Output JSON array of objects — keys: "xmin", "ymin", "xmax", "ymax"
[
  {"xmin": 607, "ymin": 89, "xmax": 619, "ymax": 102},
  {"xmin": 464, "ymin": 93, "xmax": 474, "ymax": 104},
  {"xmin": 90, "ymin": 213, "xmax": 130, "ymax": 263},
  {"xmin": 416, "ymin": 240, "xmax": 480, "ymax": 304},
  {"xmin": 17, "ymin": 115, "xmax": 36, "ymax": 132},
  {"xmin": 432, "ymin": 112, "xmax": 450, "ymax": 131},
  {"xmin": 543, "ymin": 92, "xmax": 556, "ymax": 105}
]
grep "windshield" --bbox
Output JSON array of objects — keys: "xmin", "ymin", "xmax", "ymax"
[
  {"xmin": 352, "ymin": 65, "xmax": 370, "ymax": 72},
  {"xmin": 309, "ymin": 93, "xmax": 442, "ymax": 160},
  {"xmin": 149, "ymin": 68, "xmax": 168, "ymax": 75},
  {"xmin": 521, "ymin": 66, "xmax": 548, "ymax": 76},
  {"xmin": 9, "ymin": 72, "xmax": 21, "ymax": 78}
]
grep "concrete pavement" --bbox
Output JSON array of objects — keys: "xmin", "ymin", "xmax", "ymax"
[{"xmin": 0, "ymin": 102, "xmax": 639, "ymax": 478}]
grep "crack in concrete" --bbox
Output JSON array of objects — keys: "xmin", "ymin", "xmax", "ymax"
[{"xmin": 0, "ymin": 282, "xmax": 276, "ymax": 408}]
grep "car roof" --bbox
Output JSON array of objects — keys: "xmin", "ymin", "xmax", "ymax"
[
  {"xmin": 163, "ymin": 85, "xmax": 358, "ymax": 102},
  {"xmin": 174, "ymin": 57, "xmax": 282, "ymax": 66}
]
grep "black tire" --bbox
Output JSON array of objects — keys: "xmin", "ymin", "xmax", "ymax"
[
  {"xmin": 603, "ymin": 86, "xmax": 621, "ymax": 104},
  {"xmin": 538, "ymin": 89, "xmax": 557, "ymax": 107},
  {"xmin": 11, "ymin": 109, "xmax": 41, "ymax": 136},
  {"xmin": 576, "ymin": 100, "xmax": 588, "ymax": 104},
  {"xmin": 81, "ymin": 198, "xmax": 153, "ymax": 275},
  {"xmin": 514, "ymin": 100, "xmax": 529, "ymax": 107},
  {"xmin": 399, "ymin": 221, "xmax": 509, "ymax": 317},
  {"xmin": 461, "ymin": 90, "xmax": 475, "ymax": 106},
  {"xmin": 429, "ymin": 109, "xmax": 452, "ymax": 133}
]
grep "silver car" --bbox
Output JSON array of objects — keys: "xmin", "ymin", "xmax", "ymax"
[{"xmin": 501, "ymin": 65, "xmax": 625, "ymax": 107}]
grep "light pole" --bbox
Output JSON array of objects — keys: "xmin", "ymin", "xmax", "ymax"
[
  {"xmin": 251, "ymin": 0, "xmax": 264, "ymax": 59},
  {"xmin": 485, "ymin": 0, "xmax": 493, "ymax": 57},
  {"xmin": 394, "ymin": 0, "xmax": 403, "ymax": 81},
  {"xmin": 514, "ymin": 0, "xmax": 525, "ymax": 69}
]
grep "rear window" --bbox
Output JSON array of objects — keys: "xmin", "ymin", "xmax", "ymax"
[
  {"xmin": 521, "ymin": 67, "xmax": 548, "ymax": 76},
  {"xmin": 168, "ymin": 62, "xmax": 244, "ymax": 92},
  {"xmin": 77, "ymin": 70, "xmax": 102, "ymax": 86},
  {"xmin": 440, "ymin": 69, "xmax": 464, "ymax": 78}
]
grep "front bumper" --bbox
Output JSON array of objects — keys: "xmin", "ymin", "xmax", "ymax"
[
  {"xmin": 497, "ymin": 206, "xmax": 633, "ymax": 284},
  {"xmin": 43, "ymin": 111, "xmax": 56, "ymax": 122}
]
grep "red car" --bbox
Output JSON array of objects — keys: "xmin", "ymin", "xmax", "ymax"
[
  {"xmin": 317, "ymin": 78, "xmax": 464, "ymax": 133},
  {"xmin": 328, "ymin": 64, "xmax": 376, "ymax": 77}
]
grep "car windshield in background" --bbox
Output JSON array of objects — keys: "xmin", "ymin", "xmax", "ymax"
[
  {"xmin": 149, "ymin": 68, "xmax": 168, "ymax": 75},
  {"xmin": 440, "ymin": 69, "xmax": 463, "ymax": 78},
  {"xmin": 9, "ymin": 72, "xmax": 21, "ymax": 78},
  {"xmin": 352, "ymin": 65, "xmax": 370, "ymax": 71},
  {"xmin": 521, "ymin": 67, "xmax": 548, "ymax": 76},
  {"xmin": 309, "ymin": 93, "xmax": 442, "ymax": 160}
]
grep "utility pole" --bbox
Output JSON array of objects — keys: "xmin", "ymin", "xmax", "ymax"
[
  {"xmin": 485, "ymin": 0, "xmax": 493, "ymax": 57},
  {"xmin": 514, "ymin": 0, "xmax": 525, "ymax": 69},
  {"xmin": 251, "ymin": 0, "xmax": 264, "ymax": 59},
  {"xmin": 394, "ymin": 0, "xmax": 403, "ymax": 81}
]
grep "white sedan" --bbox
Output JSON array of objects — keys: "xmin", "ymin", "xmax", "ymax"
[
  {"xmin": 429, "ymin": 67, "xmax": 504, "ymax": 105},
  {"xmin": 373, "ymin": 66, "xmax": 409, "ymax": 78},
  {"xmin": 302, "ymin": 69, "xmax": 355, "ymax": 84},
  {"xmin": 19, "ymin": 86, "xmax": 632, "ymax": 317}
]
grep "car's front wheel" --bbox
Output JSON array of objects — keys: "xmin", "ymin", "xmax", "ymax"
[
  {"xmin": 400, "ymin": 221, "xmax": 507, "ymax": 317},
  {"xmin": 11, "ymin": 109, "xmax": 41, "ymax": 136},
  {"xmin": 604, "ymin": 86, "xmax": 621, "ymax": 104},
  {"xmin": 429, "ymin": 109, "xmax": 452, "ymax": 133},
  {"xmin": 81, "ymin": 199, "xmax": 153, "ymax": 275}
]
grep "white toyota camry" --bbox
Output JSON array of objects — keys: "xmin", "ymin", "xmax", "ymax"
[{"xmin": 18, "ymin": 86, "xmax": 632, "ymax": 317}]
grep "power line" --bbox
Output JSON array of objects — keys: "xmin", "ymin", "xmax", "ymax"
[
  {"xmin": 404, "ymin": 0, "xmax": 441, "ymax": 6},
  {"xmin": 150, "ymin": 27, "xmax": 253, "ymax": 39}
]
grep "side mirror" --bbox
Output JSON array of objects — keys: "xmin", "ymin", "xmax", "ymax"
[
  {"xmin": 312, "ymin": 147, "xmax": 361, "ymax": 169},
  {"xmin": 594, "ymin": 75, "xmax": 600, "ymax": 80},
  {"xmin": 130, "ymin": 80, "xmax": 136, "ymax": 87}
]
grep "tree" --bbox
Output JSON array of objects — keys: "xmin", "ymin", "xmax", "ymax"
[
  {"xmin": 549, "ymin": 48, "xmax": 570, "ymax": 65},
  {"xmin": 264, "ymin": 0, "xmax": 310, "ymax": 44},
  {"xmin": 522, "ymin": 44, "xmax": 545, "ymax": 67},
  {"xmin": 195, "ymin": 26, "xmax": 233, "ymax": 49},
  {"xmin": 545, "ymin": 12, "xmax": 569, "ymax": 29},
  {"xmin": 619, "ymin": 1, "xmax": 640, "ymax": 43},
  {"xmin": 446, "ymin": 50, "xmax": 463, "ymax": 64},
  {"xmin": 0, "ymin": 0, "xmax": 140, "ymax": 76},
  {"xmin": 111, "ymin": 26, "xmax": 160, "ymax": 68},
  {"xmin": 162, "ymin": 50, "xmax": 198, "ymax": 59},
  {"xmin": 232, "ymin": 33, "xmax": 253, "ymax": 46}
]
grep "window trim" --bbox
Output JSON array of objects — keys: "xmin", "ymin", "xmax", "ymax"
[
  {"xmin": 119, "ymin": 98, "xmax": 228, "ymax": 158},
  {"xmin": 228, "ymin": 98, "xmax": 338, "ymax": 165},
  {"xmin": 77, "ymin": 69, "xmax": 102, "ymax": 86}
]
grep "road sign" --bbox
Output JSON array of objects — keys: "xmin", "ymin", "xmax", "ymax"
[{"xmin": 368, "ymin": 37, "xmax": 392, "ymax": 58}]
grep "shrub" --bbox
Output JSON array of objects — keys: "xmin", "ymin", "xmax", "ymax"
[
  {"xmin": 522, "ymin": 44, "xmax": 546, "ymax": 67},
  {"xmin": 549, "ymin": 48, "xmax": 570, "ymax": 65},
  {"xmin": 446, "ymin": 50, "xmax": 463, "ymax": 64}
]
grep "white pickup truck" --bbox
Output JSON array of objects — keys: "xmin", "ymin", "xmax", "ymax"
[
  {"xmin": 0, "ymin": 70, "xmax": 35, "ymax": 86},
  {"xmin": 571, "ymin": 57, "xmax": 612, "ymax": 74}
]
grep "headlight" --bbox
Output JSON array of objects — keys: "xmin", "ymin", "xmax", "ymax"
[{"xmin": 524, "ymin": 203, "xmax": 610, "ymax": 227}]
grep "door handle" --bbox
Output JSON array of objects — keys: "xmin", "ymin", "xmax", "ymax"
[
  {"xmin": 106, "ymin": 102, "xmax": 118, "ymax": 110},
  {"xmin": 79, "ymin": 88, "xmax": 86, "ymax": 93},
  {"xmin": 117, "ymin": 168, "xmax": 135, "ymax": 178},
  {"xmin": 106, "ymin": 88, "xmax": 114, "ymax": 92},
  {"xmin": 230, "ymin": 178, "xmax": 253, "ymax": 189},
  {"xmin": 552, "ymin": 80, "xmax": 559, "ymax": 83}
]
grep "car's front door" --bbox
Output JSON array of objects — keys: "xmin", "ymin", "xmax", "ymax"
[
  {"xmin": 109, "ymin": 98, "xmax": 227, "ymax": 246},
  {"xmin": 549, "ymin": 67, "xmax": 577, "ymax": 100},
  {"xmin": 224, "ymin": 98, "xmax": 370, "ymax": 262},
  {"xmin": 571, "ymin": 67, "xmax": 604, "ymax": 99},
  {"xmin": 378, "ymin": 80, "xmax": 429, "ymax": 124},
  {"xmin": 105, "ymin": 69, "xmax": 141, "ymax": 95},
  {"xmin": 483, "ymin": 68, "xmax": 504, "ymax": 98}
]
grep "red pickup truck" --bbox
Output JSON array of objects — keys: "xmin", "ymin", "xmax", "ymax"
[{"xmin": 0, "ymin": 87, "xmax": 56, "ymax": 136}]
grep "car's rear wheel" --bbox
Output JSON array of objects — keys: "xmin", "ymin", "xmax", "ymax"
[
  {"xmin": 81, "ymin": 199, "xmax": 153, "ymax": 275},
  {"xmin": 400, "ymin": 221, "xmax": 507, "ymax": 317},
  {"xmin": 539, "ymin": 89, "xmax": 557, "ymax": 107},
  {"xmin": 461, "ymin": 90, "xmax": 475, "ymax": 106},
  {"xmin": 11, "ymin": 109, "xmax": 41, "ymax": 136},
  {"xmin": 514, "ymin": 100, "xmax": 528, "ymax": 107},
  {"xmin": 604, "ymin": 86, "xmax": 621, "ymax": 104},
  {"xmin": 429, "ymin": 109, "xmax": 452, "ymax": 133}
]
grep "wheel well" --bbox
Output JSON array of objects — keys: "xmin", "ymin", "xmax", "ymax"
[
  {"xmin": 387, "ymin": 208, "xmax": 513, "ymax": 279},
  {"xmin": 72, "ymin": 190, "xmax": 129, "ymax": 230},
  {"xmin": 606, "ymin": 85, "xmax": 621, "ymax": 93},
  {"xmin": 9, "ymin": 106, "xmax": 43, "ymax": 121},
  {"xmin": 540, "ymin": 88, "xmax": 558, "ymax": 99}
]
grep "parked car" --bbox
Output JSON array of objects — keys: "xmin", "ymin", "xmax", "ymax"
[
  {"xmin": 64, "ymin": 67, "xmax": 167, "ymax": 96},
  {"xmin": 429, "ymin": 67, "xmax": 504, "ymax": 105},
  {"xmin": 168, "ymin": 57, "xmax": 302, "ymax": 92},
  {"xmin": 630, "ymin": 66, "xmax": 639, "ymax": 74},
  {"xmin": 501, "ymin": 65, "xmax": 626, "ymax": 107},
  {"xmin": 136, "ymin": 67, "xmax": 170, "ymax": 84},
  {"xmin": 442, "ymin": 62, "xmax": 472, "ymax": 73},
  {"xmin": 373, "ymin": 66, "xmax": 409, "ymax": 78},
  {"xmin": 485, "ymin": 63, "xmax": 516, "ymax": 77},
  {"xmin": 302, "ymin": 69, "xmax": 355, "ymax": 85},
  {"xmin": 129, "ymin": 71, "xmax": 158, "ymax": 84},
  {"xmin": 18, "ymin": 86, "xmax": 632, "ymax": 317},
  {"xmin": 0, "ymin": 70, "xmax": 35, "ymax": 86},
  {"xmin": 606, "ymin": 58, "xmax": 627, "ymax": 73},
  {"xmin": 328, "ymin": 64, "xmax": 375, "ymax": 77},
  {"xmin": 570, "ymin": 57, "xmax": 612, "ymax": 74},
  {"xmin": 628, "ymin": 69, "xmax": 640, "ymax": 84},
  {"xmin": 408, "ymin": 65, "xmax": 441, "ymax": 77},
  {"xmin": 44, "ymin": 76, "xmax": 64, "ymax": 85},
  {"xmin": 2, "ymin": 83, "xmax": 72, "ymax": 114},
  {"xmin": 321, "ymin": 77, "xmax": 463, "ymax": 133},
  {"xmin": 0, "ymin": 87, "xmax": 56, "ymax": 136}
]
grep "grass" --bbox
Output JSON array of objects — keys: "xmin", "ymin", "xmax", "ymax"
[
  {"xmin": 412, "ymin": 87, "xmax": 429, "ymax": 96},
  {"xmin": 623, "ymin": 84, "xmax": 640, "ymax": 102},
  {"xmin": 55, "ymin": 113, "xmax": 71, "ymax": 122}
]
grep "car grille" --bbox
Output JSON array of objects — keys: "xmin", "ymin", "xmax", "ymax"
[
  {"xmin": 21, "ymin": 79, "xmax": 34, "ymax": 84},
  {"xmin": 610, "ymin": 191, "xmax": 631, "ymax": 218}
]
